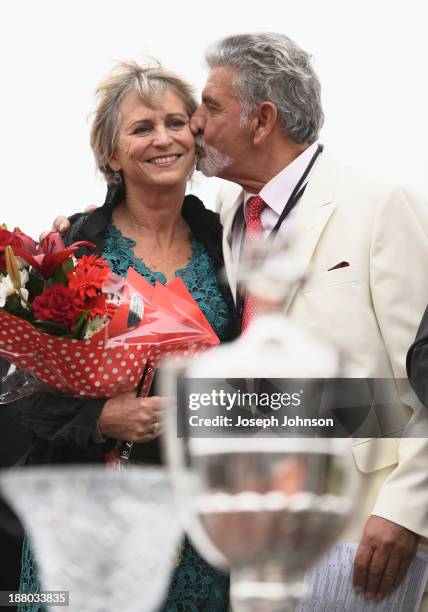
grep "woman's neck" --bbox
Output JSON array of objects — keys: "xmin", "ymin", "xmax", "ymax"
[{"xmin": 113, "ymin": 182, "xmax": 188, "ymax": 248}]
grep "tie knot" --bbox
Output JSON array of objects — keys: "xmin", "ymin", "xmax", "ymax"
[{"xmin": 246, "ymin": 195, "xmax": 266, "ymax": 222}]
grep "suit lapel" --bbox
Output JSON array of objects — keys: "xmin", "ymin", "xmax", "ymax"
[{"xmin": 283, "ymin": 153, "xmax": 339, "ymax": 311}]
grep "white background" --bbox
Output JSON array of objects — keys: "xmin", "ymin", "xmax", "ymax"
[{"xmin": 1, "ymin": 0, "xmax": 427, "ymax": 237}]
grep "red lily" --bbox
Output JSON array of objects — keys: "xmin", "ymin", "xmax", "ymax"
[
  {"xmin": 13, "ymin": 228, "xmax": 39, "ymax": 252},
  {"xmin": 0, "ymin": 227, "xmax": 38, "ymax": 252},
  {"xmin": 3, "ymin": 232, "xmax": 94, "ymax": 279},
  {"xmin": 0, "ymin": 228, "xmax": 38, "ymax": 271}
]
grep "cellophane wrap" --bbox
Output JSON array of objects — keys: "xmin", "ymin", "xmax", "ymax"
[{"xmin": 0, "ymin": 268, "xmax": 219, "ymax": 400}]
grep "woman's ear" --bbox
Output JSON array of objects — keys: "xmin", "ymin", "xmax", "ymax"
[
  {"xmin": 108, "ymin": 156, "xmax": 121, "ymax": 172},
  {"xmin": 251, "ymin": 102, "xmax": 278, "ymax": 145}
]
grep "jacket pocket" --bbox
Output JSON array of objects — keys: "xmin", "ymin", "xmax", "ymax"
[
  {"xmin": 351, "ymin": 438, "xmax": 399, "ymax": 474},
  {"xmin": 303, "ymin": 267, "xmax": 359, "ymax": 293}
]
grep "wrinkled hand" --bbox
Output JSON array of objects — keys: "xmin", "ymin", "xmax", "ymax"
[
  {"xmin": 97, "ymin": 393, "xmax": 164, "ymax": 443},
  {"xmin": 353, "ymin": 515, "xmax": 419, "ymax": 601},
  {"xmin": 39, "ymin": 205, "xmax": 98, "ymax": 241}
]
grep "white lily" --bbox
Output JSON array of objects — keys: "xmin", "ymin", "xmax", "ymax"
[
  {"xmin": 0, "ymin": 269, "xmax": 29, "ymax": 308},
  {"xmin": 83, "ymin": 315, "xmax": 109, "ymax": 339}
]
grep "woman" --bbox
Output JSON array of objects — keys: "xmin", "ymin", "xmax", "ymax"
[{"xmin": 10, "ymin": 60, "xmax": 233, "ymax": 611}]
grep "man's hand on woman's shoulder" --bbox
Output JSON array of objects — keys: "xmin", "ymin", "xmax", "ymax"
[{"xmin": 39, "ymin": 205, "xmax": 99, "ymax": 241}]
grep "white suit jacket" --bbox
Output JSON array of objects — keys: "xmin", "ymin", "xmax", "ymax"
[{"xmin": 219, "ymin": 150, "xmax": 428, "ymax": 540}]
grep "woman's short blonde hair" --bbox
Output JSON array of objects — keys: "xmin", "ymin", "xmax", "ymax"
[{"xmin": 90, "ymin": 60, "xmax": 198, "ymax": 183}]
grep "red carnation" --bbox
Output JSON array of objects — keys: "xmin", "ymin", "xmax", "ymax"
[
  {"xmin": 32, "ymin": 285, "xmax": 84, "ymax": 329},
  {"xmin": 68, "ymin": 255, "xmax": 111, "ymax": 301}
]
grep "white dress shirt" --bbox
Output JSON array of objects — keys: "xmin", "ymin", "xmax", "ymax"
[{"xmin": 231, "ymin": 141, "xmax": 320, "ymax": 283}]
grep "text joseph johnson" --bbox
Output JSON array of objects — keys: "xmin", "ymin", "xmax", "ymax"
[{"xmin": 188, "ymin": 415, "xmax": 334, "ymax": 428}]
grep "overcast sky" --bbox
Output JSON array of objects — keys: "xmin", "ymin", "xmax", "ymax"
[{"xmin": 1, "ymin": 0, "xmax": 427, "ymax": 237}]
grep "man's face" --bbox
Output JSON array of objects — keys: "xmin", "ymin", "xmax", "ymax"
[{"xmin": 192, "ymin": 66, "xmax": 252, "ymax": 182}]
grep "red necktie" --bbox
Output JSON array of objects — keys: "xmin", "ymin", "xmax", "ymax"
[{"xmin": 241, "ymin": 195, "xmax": 267, "ymax": 332}]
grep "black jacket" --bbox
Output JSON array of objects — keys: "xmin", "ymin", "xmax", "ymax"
[
  {"xmin": 407, "ymin": 305, "xmax": 428, "ymax": 409},
  {"xmin": 8, "ymin": 193, "xmax": 233, "ymax": 465}
]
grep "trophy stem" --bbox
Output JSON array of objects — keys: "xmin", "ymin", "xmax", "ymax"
[{"xmin": 231, "ymin": 566, "xmax": 306, "ymax": 611}]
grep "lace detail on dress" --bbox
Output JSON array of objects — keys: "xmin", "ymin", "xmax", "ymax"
[
  {"xmin": 164, "ymin": 537, "xmax": 229, "ymax": 611},
  {"xmin": 19, "ymin": 534, "xmax": 229, "ymax": 612},
  {"xmin": 18, "ymin": 535, "xmax": 44, "ymax": 612},
  {"xmin": 103, "ymin": 224, "xmax": 231, "ymax": 341}
]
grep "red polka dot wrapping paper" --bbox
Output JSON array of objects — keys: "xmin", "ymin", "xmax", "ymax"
[
  {"xmin": 0, "ymin": 312, "xmax": 218, "ymax": 398},
  {"xmin": 0, "ymin": 274, "xmax": 219, "ymax": 398},
  {"xmin": 0, "ymin": 311, "xmax": 153, "ymax": 397}
]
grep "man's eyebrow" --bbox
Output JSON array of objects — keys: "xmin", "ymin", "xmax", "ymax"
[{"xmin": 202, "ymin": 95, "xmax": 220, "ymax": 107}]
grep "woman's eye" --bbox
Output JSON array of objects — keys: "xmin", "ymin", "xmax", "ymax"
[
  {"xmin": 168, "ymin": 120, "xmax": 187, "ymax": 130},
  {"xmin": 134, "ymin": 125, "xmax": 152, "ymax": 135}
]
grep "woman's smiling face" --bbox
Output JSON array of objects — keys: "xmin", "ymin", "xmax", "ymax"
[{"xmin": 109, "ymin": 89, "xmax": 196, "ymax": 191}]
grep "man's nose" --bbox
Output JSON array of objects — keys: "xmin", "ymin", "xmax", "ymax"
[
  {"xmin": 153, "ymin": 125, "xmax": 173, "ymax": 147},
  {"xmin": 190, "ymin": 109, "xmax": 206, "ymax": 136}
]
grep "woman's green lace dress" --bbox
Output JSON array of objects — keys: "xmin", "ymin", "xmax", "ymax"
[{"xmin": 19, "ymin": 224, "xmax": 231, "ymax": 611}]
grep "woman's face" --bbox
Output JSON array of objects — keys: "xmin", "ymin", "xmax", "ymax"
[{"xmin": 109, "ymin": 89, "xmax": 195, "ymax": 191}]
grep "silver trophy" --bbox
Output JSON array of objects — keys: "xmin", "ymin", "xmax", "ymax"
[
  {"xmin": 163, "ymin": 368, "xmax": 355, "ymax": 611},
  {"xmin": 0, "ymin": 466, "xmax": 181, "ymax": 612}
]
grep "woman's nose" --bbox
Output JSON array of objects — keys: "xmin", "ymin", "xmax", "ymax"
[{"xmin": 153, "ymin": 125, "xmax": 173, "ymax": 147}]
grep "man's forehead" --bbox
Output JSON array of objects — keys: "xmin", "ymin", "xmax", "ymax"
[{"xmin": 202, "ymin": 66, "xmax": 237, "ymax": 99}]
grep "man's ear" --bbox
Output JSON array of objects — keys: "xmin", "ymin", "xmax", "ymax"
[{"xmin": 250, "ymin": 102, "xmax": 278, "ymax": 145}]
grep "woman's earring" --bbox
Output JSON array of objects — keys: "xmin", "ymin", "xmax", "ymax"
[{"xmin": 112, "ymin": 171, "xmax": 122, "ymax": 185}]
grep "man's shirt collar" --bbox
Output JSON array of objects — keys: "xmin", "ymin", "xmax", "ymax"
[{"xmin": 243, "ymin": 141, "xmax": 319, "ymax": 217}]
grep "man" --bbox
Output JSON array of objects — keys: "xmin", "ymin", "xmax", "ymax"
[
  {"xmin": 50, "ymin": 32, "xmax": 428, "ymax": 605},
  {"xmin": 190, "ymin": 33, "xmax": 428, "ymax": 606}
]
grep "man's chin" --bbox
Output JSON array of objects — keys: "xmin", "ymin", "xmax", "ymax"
[
  {"xmin": 197, "ymin": 158, "xmax": 234, "ymax": 179},
  {"xmin": 196, "ymin": 159, "xmax": 219, "ymax": 178}
]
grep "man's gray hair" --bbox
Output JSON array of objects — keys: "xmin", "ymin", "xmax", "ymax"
[{"xmin": 205, "ymin": 32, "xmax": 324, "ymax": 144}]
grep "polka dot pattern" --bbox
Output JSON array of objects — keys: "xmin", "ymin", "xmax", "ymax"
[
  {"xmin": 242, "ymin": 195, "xmax": 267, "ymax": 332},
  {"xmin": 0, "ymin": 312, "xmax": 216, "ymax": 398}
]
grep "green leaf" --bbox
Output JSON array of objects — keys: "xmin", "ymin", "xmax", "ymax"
[
  {"xmin": 27, "ymin": 272, "xmax": 45, "ymax": 300},
  {"xmin": 49, "ymin": 257, "xmax": 75, "ymax": 285},
  {"xmin": 51, "ymin": 266, "xmax": 68, "ymax": 286},
  {"xmin": 2, "ymin": 292, "xmax": 32, "ymax": 320},
  {"xmin": 32, "ymin": 320, "xmax": 72, "ymax": 337},
  {"xmin": 4, "ymin": 294, "xmax": 22, "ymax": 313},
  {"xmin": 71, "ymin": 312, "xmax": 88, "ymax": 339},
  {"xmin": 62, "ymin": 258, "xmax": 75, "ymax": 274}
]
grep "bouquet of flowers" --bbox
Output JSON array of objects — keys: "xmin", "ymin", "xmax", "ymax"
[{"xmin": 0, "ymin": 226, "xmax": 219, "ymax": 402}]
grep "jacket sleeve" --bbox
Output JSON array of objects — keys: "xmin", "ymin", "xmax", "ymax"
[
  {"xmin": 407, "ymin": 306, "xmax": 428, "ymax": 409},
  {"xmin": 9, "ymin": 390, "xmax": 105, "ymax": 450},
  {"xmin": 368, "ymin": 185, "xmax": 428, "ymax": 536}
]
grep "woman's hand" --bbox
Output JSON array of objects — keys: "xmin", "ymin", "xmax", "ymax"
[{"xmin": 97, "ymin": 392, "xmax": 164, "ymax": 443}]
